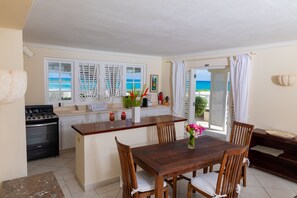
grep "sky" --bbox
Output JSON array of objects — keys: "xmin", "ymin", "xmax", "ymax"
[{"xmin": 196, "ymin": 69, "xmax": 211, "ymax": 81}]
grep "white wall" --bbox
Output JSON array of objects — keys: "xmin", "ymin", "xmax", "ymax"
[
  {"xmin": 163, "ymin": 44, "xmax": 297, "ymax": 134},
  {"xmin": 0, "ymin": 28, "xmax": 27, "ymax": 188},
  {"xmin": 24, "ymin": 44, "xmax": 162, "ymax": 105},
  {"xmin": 248, "ymin": 46, "xmax": 297, "ymax": 134}
]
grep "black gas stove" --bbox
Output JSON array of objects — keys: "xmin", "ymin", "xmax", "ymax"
[
  {"xmin": 25, "ymin": 105, "xmax": 58, "ymax": 123},
  {"xmin": 25, "ymin": 105, "xmax": 59, "ymax": 161}
]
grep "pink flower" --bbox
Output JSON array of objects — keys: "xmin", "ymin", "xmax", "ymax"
[{"xmin": 185, "ymin": 123, "xmax": 205, "ymax": 136}]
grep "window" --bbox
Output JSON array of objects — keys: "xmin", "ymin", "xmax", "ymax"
[
  {"xmin": 77, "ymin": 62, "xmax": 100, "ymax": 102},
  {"xmin": 125, "ymin": 66, "xmax": 144, "ymax": 95},
  {"xmin": 104, "ymin": 64, "xmax": 123, "ymax": 98},
  {"xmin": 45, "ymin": 59, "xmax": 145, "ymax": 105},
  {"xmin": 46, "ymin": 60, "xmax": 73, "ymax": 104}
]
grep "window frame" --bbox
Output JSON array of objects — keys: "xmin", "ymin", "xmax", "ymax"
[
  {"xmin": 123, "ymin": 64, "xmax": 146, "ymax": 96},
  {"xmin": 45, "ymin": 58, "xmax": 74, "ymax": 105},
  {"xmin": 44, "ymin": 58, "xmax": 146, "ymax": 105},
  {"xmin": 74, "ymin": 61, "xmax": 101, "ymax": 104}
]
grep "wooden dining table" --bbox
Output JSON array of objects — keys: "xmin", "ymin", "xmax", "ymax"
[{"xmin": 131, "ymin": 135, "xmax": 241, "ymax": 198}]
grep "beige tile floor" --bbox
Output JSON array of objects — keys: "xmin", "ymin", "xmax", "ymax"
[{"xmin": 28, "ymin": 149, "xmax": 297, "ymax": 198}]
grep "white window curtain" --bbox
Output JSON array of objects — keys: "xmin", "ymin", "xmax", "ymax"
[
  {"xmin": 172, "ymin": 60, "xmax": 185, "ymax": 117},
  {"xmin": 228, "ymin": 55, "xmax": 251, "ymax": 139}
]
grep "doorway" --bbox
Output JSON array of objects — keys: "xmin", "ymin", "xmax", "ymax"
[{"xmin": 186, "ymin": 68, "xmax": 229, "ymax": 135}]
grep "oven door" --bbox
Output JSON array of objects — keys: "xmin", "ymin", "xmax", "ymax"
[{"xmin": 26, "ymin": 120, "xmax": 59, "ymax": 161}]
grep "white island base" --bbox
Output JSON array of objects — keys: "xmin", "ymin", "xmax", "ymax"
[{"xmin": 73, "ymin": 115, "xmax": 186, "ymax": 191}]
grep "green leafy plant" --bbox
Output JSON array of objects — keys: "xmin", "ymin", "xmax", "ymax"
[
  {"xmin": 122, "ymin": 96, "xmax": 132, "ymax": 108},
  {"xmin": 195, "ymin": 96, "xmax": 208, "ymax": 117}
]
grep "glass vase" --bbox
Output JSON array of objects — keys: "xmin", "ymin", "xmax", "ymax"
[{"xmin": 188, "ymin": 134, "xmax": 195, "ymax": 149}]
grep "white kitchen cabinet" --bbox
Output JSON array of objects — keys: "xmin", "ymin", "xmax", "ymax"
[{"xmin": 59, "ymin": 116, "xmax": 84, "ymax": 150}]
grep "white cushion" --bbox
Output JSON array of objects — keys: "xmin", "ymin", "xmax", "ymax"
[
  {"xmin": 191, "ymin": 172, "xmax": 219, "ymax": 196},
  {"xmin": 136, "ymin": 171, "xmax": 167, "ymax": 193},
  {"xmin": 243, "ymin": 157, "xmax": 250, "ymax": 166}
]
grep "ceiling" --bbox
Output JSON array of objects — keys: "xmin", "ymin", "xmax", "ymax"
[{"xmin": 23, "ymin": 0, "xmax": 297, "ymax": 56}]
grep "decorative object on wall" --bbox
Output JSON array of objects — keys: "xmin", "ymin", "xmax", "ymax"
[
  {"xmin": 276, "ymin": 75, "xmax": 295, "ymax": 86},
  {"xmin": 150, "ymin": 74, "xmax": 158, "ymax": 93},
  {"xmin": 0, "ymin": 70, "xmax": 27, "ymax": 104}
]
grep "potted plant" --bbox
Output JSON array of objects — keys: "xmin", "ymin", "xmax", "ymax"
[{"xmin": 128, "ymin": 85, "xmax": 148, "ymax": 123}]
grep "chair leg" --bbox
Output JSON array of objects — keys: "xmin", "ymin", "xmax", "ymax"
[
  {"xmin": 164, "ymin": 187, "xmax": 169, "ymax": 198},
  {"xmin": 192, "ymin": 170, "xmax": 196, "ymax": 177},
  {"xmin": 172, "ymin": 176, "xmax": 177, "ymax": 198},
  {"xmin": 243, "ymin": 165, "xmax": 247, "ymax": 187},
  {"xmin": 209, "ymin": 165, "xmax": 213, "ymax": 172},
  {"xmin": 191, "ymin": 171, "xmax": 196, "ymax": 193},
  {"xmin": 203, "ymin": 167, "xmax": 208, "ymax": 174},
  {"xmin": 187, "ymin": 182, "xmax": 192, "ymax": 198}
]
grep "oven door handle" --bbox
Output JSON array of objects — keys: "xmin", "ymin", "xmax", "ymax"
[{"xmin": 26, "ymin": 122, "xmax": 57, "ymax": 127}]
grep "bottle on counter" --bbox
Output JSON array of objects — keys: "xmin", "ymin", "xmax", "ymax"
[{"xmin": 109, "ymin": 112, "xmax": 115, "ymax": 121}]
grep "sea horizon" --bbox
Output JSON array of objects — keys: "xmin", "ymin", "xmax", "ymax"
[
  {"xmin": 196, "ymin": 80, "xmax": 211, "ymax": 91},
  {"xmin": 49, "ymin": 78, "xmax": 211, "ymax": 92}
]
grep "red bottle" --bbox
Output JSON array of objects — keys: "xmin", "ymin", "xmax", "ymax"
[
  {"xmin": 121, "ymin": 112, "xmax": 126, "ymax": 120},
  {"xmin": 109, "ymin": 112, "xmax": 115, "ymax": 121},
  {"xmin": 157, "ymin": 92, "xmax": 163, "ymax": 105}
]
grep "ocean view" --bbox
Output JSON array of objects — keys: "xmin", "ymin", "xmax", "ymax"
[
  {"xmin": 49, "ymin": 77, "xmax": 211, "ymax": 92},
  {"xmin": 196, "ymin": 80, "xmax": 211, "ymax": 91}
]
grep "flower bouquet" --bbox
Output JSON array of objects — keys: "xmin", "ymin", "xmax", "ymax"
[
  {"xmin": 122, "ymin": 85, "xmax": 148, "ymax": 108},
  {"xmin": 185, "ymin": 123, "xmax": 205, "ymax": 149},
  {"xmin": 129, "ymin": 85, "xmax": 148, "ymax": 107}
]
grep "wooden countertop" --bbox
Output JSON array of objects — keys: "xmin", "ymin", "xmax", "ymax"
[{"xmin": 72, "ymin": 115, "xmax": 187, "ymax": 136}]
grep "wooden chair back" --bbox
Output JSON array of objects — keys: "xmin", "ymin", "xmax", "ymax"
[
  {"xmin": 216, "ymin": 146, "xmax": 249, "ymax": 197},
  {"xmin": 115, "ymin": 137, "xmax": 137, "ymax": 197},
  {"xmin": 230, "ymin": 121, "xmax": 254, "ymax": 147},
  {"xmin": 156, "ymin": 122, "xmax": 176, "ymax": 143}
]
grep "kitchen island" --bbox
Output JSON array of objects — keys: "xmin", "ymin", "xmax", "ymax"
[{"xmin": 72, "ymin": 115, "xmax": 187, "ymax": 191}]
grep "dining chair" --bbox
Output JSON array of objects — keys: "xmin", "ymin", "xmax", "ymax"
[
  {"xmin": 229, "ymin": 121, "xmax": 254, "ymax": 187},
  {"xmin": 187, "ymin": 146, "xmax": 249, "ymax": 198},
  {"xmin": 156, "ymin": 122, "xmax": 179, "ymax": 197},
  {"xmin": 115, "ymin": 137, "xmax": 168, "ymax": 198},
  {"xmin": 157, "ymin": 122, "xmax": 201, "ymax": 198},
  {"xmin": 209, "ymin": 121, "xmax": 254, "ymax": 187},
  {"xmin": 156, "ymin": 121, "xmax": 177, "ymax": 143}
]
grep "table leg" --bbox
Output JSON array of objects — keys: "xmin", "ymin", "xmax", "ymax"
[{"xmin": 155, "ymin": 176, "xmax": 163, "ymax": 198}]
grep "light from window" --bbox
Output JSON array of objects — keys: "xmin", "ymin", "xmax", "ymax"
[
  {"xmin": 126, "ymin": 67, "xmax": 142, "ymax": 95},
  {"xmin": 47, "ymin": 61, "xmax": 72, "ymax": 103}
]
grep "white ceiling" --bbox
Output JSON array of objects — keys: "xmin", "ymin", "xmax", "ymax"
[{"xmin": 23, "ymin": 0, "xmax": 297, "ymax": 56}]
